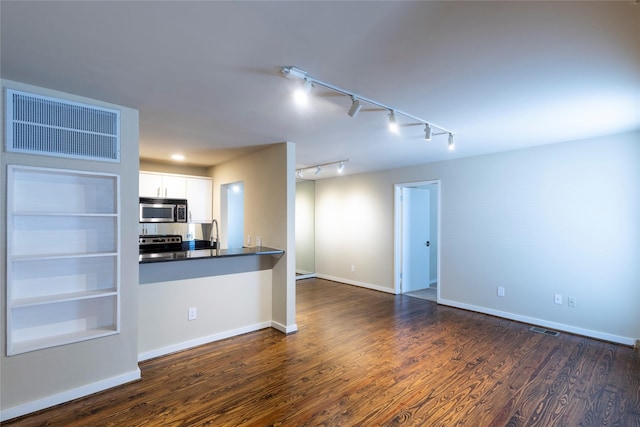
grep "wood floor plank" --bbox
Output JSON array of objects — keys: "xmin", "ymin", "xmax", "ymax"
[{"xmin": 4, "ymin": 278, "xmax": 639, "ymax": 426}]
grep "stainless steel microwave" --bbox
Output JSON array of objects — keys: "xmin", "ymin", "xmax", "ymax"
[{"xmin": 139, "ymin": 197, "xmax": 188, "ymax": 223}]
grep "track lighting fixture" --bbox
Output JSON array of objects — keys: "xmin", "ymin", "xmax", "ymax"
[
  {"xmin": 424, "ymin": 124, "xmax": 432, "ymax": 141},
  {"xmin": 348, "ymin": 97, "xmax": 362, "ymax": 118},
  {"xmin": 388, "ymin": 111, "xmax": 399, "ymax": 134},
  {"xmin": 296, "ymin": 159, "xmax": 351, "ymax": 179},
  {"xmin": 281, "ymin": 65, "xmax": 456, "ymax": 149}
]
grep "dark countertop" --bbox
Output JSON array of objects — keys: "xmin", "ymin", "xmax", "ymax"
[{"xmin": 139, "ymin": 246, "xmax": 284, "ymax": 264}]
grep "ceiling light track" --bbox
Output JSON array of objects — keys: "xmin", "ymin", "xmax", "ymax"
[
  {"xmin": 281, "ymin": 66, "xmax": 455, "ymax": 143},
  {"xmin": 296, "ymin": 159, "xmax": 350, "ymax": 178}
]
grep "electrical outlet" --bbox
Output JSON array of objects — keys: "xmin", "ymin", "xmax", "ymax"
[
  {"xmin": 351, "ymin": 265, "xmax": 356, "ymax": 273},
  {"xmin": 497, "ymin": 286, "xmax": 505, "ymax": 297},
  {"xmin": 568, "ymin": 296, "xmax": 576, "ymax": 308},
  {"xmin": 554, "ymin": 294, "xmax": 563, "ymax": 305},
  {"xmin": 188, "ymin": 307, "xmax": 197, "ymax": 321}
]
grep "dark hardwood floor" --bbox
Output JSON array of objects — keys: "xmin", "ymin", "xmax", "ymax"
[{"xmin": 5, "ymin": 278, "xmax": 640, "ymax": 426}]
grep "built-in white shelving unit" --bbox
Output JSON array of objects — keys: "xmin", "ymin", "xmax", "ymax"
[{"xmin": 6, "ymin": 165, "xmax": 120, "ymax": 355}]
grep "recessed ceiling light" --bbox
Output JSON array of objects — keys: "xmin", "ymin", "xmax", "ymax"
[{"xmin": 171, "ymin": 154, "xmax": 185, "ymax": 161}]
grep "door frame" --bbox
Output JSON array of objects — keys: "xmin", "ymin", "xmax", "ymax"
[{"xmin": 394, "ymin": 180, "xmax": 441, "ymax": 300}]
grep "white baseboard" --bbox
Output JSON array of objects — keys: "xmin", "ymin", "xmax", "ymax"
[
  {"xmin": 315, "ymin": 274, "xmax": 396, "ymax": 294},
  {"xmin": 311, "ymin": 276, "xmax": 636, "ymax": 346},
  {"xmin": 0, "ymin": 368, "xmax": 141, "ymax": 422},
  {"xmin": 271, "ymin": 320, "xmax": 298, "ymax": 334},
  {"xmin": 296, "ymin": 269, "xmax": 314, "ymax": 275},
  {"xmin": 438, "ymin": 298, "xmax": 636, "ymax": 346},
  {"xmin": 138, "ymin": 321, "xmax": 272, "ymax": 362}
]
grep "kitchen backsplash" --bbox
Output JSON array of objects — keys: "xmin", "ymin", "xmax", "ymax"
[{"xmin": 138, "ymin": 223, "xmax": 207, "ymax": 241}]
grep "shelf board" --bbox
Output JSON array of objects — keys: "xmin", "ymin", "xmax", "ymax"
[
  {"xmin": 8, "ymin": 328, "xmax": 119, "ymax": 356},
  {"xmin": 10, "ymin": 252, "xmax": 118, "ymax": 262},
  {"xmin": 12, "ymin": 212, "xmax": 117, "ymax": 217},
  {"xmin": 11, "ymin": 290, "xmax": 118, "ymax": 308}
]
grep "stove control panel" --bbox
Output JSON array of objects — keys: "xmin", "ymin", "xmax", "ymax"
[{"xmin": 139, "ymin": 235, "xmax": 183, "ymax": 246}]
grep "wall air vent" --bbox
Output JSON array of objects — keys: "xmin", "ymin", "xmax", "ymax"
[{"xmin": 5, "ymin": 89, "xmax": 120, "ymax": 162}]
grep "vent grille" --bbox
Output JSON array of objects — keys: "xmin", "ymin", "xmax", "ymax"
[
  {"xmin": 529, "ymin": 326, "xmax": 560, "ymax": 337},
  {"xmin": 6, "ymin": 89, "xmax": 120, "ymax": 162}
]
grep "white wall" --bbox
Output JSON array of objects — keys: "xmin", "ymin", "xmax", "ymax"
[
  {"xmin": 315, "ymin": 131, "xmax": 640, "ymax": 344},
  {"xmin": 0, "ymin": 80, "xmax": 141, "ymax": 419},
  {"xmin": 138, "ymin": 269, "xmax": 272, "ymax": 360}
]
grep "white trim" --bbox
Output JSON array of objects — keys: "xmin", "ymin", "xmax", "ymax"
[
  {"xmin": 271, "ymin": 320, "xmax": 299, "ymax": 334},
  {"xmin": 296, "ymin": 273, "xmax": 317, "ymax": 280},
  {"xmin": 393, "ymin": 180, "xmax": 441, "ymax": 295},
  {"xmin": 315, "ymin": 273, "xmax": 396, "ymax": 294},
  {"xmin": 0, "ymin": 368, "xmax": 140, "ymax": 422},
  {"xmin": 438, "ymin": 298, "xmax": 636, "ymax": 346},
  {"xmin": 137, "ymin": 321, "xmax": 271, "ymax": 362}
]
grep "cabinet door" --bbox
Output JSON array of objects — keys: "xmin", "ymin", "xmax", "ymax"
[
  {"xmin": 186, "ymin": 177, "xmax": 213, "ymax": 223},
  {"xmin": 162, "ymin": 175, "xmax": 187, "ymax": 199},
  {"xmin": 140, "ymin": 172, "xmax": 163, "ymax": 197}
]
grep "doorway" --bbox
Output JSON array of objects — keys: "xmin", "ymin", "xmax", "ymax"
[
  {"xmin": 221, "ymin": 181, "xmax": 244, "ymax": 249},
  {"xmin": 394, "ymin": 180, "xmax": 440, "ymax": 301}
]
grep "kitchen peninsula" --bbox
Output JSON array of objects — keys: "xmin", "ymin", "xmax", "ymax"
[
  {"xmin": 138, "ymin": 243, "xmax": 286, "ymax": 361},
  {"xmin": 137, "ymin": 142, "xmax": 296, "ymax": 363},
  {"xmin": 140, "ymin": 246, "xmax": 284, "ymax": 280}
]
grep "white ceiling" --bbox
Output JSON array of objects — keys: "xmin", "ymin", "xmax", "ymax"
[{"xmin": 1, "ymin": 1, "xmax": 639, "ymax": 179}]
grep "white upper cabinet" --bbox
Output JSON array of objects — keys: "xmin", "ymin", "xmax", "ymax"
[
  {"xmin": 139, "ymin": 172, "xmax": 186, "ymax": 199},
  {"xmin": 186, "ymin": 177, "xmax": 213, "ymax": 223},
  {"xmin": 140, "ymin": 172, "xmax": 212, "ymax": 223},
  {"xmin": 162, "ymin": 175, "xmax": 187, "ymax": 199}
]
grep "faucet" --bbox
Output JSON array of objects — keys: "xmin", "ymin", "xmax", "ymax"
[{"xmin": 209, "ymin": 219, "xmax": 219, "ymax": 253}]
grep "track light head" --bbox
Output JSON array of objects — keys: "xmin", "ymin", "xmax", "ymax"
[
  {"xmin": 424, "ymin": 124, "xmax": 432, "ymax": 141},
  {"xmin": 293, "ymin": 78, "xmax": 312, "ymax": 106},
  {"xmin": 296, "ymin": 169, "xmax": 303, "ymax": 178},
  {"xmin": 448, "ymin": 133, "xmax": 455, "ymax": 151},
  {"xmin": 338, "ymin": 161, "xmax": 345, "ymax": 173},
  {"xmin": 315, "ymin": 166, "xmax": 322, "ymax": 175},
  {"xmin": 348, "ymin": 97, "xmax": 362, "ymax": 118},
  {"xmin": 388, "ymin": 111, "xmax": 399, "ymax": 134}
]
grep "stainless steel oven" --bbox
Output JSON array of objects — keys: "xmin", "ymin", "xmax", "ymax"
[{"xmin": 139, "ymin": 197, "xmax": 188, "ymax": 223}]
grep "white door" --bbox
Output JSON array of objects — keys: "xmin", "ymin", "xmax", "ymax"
[{"xmin": 402, "ymin": 187, "xmax": 430, "ymax": 292}]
